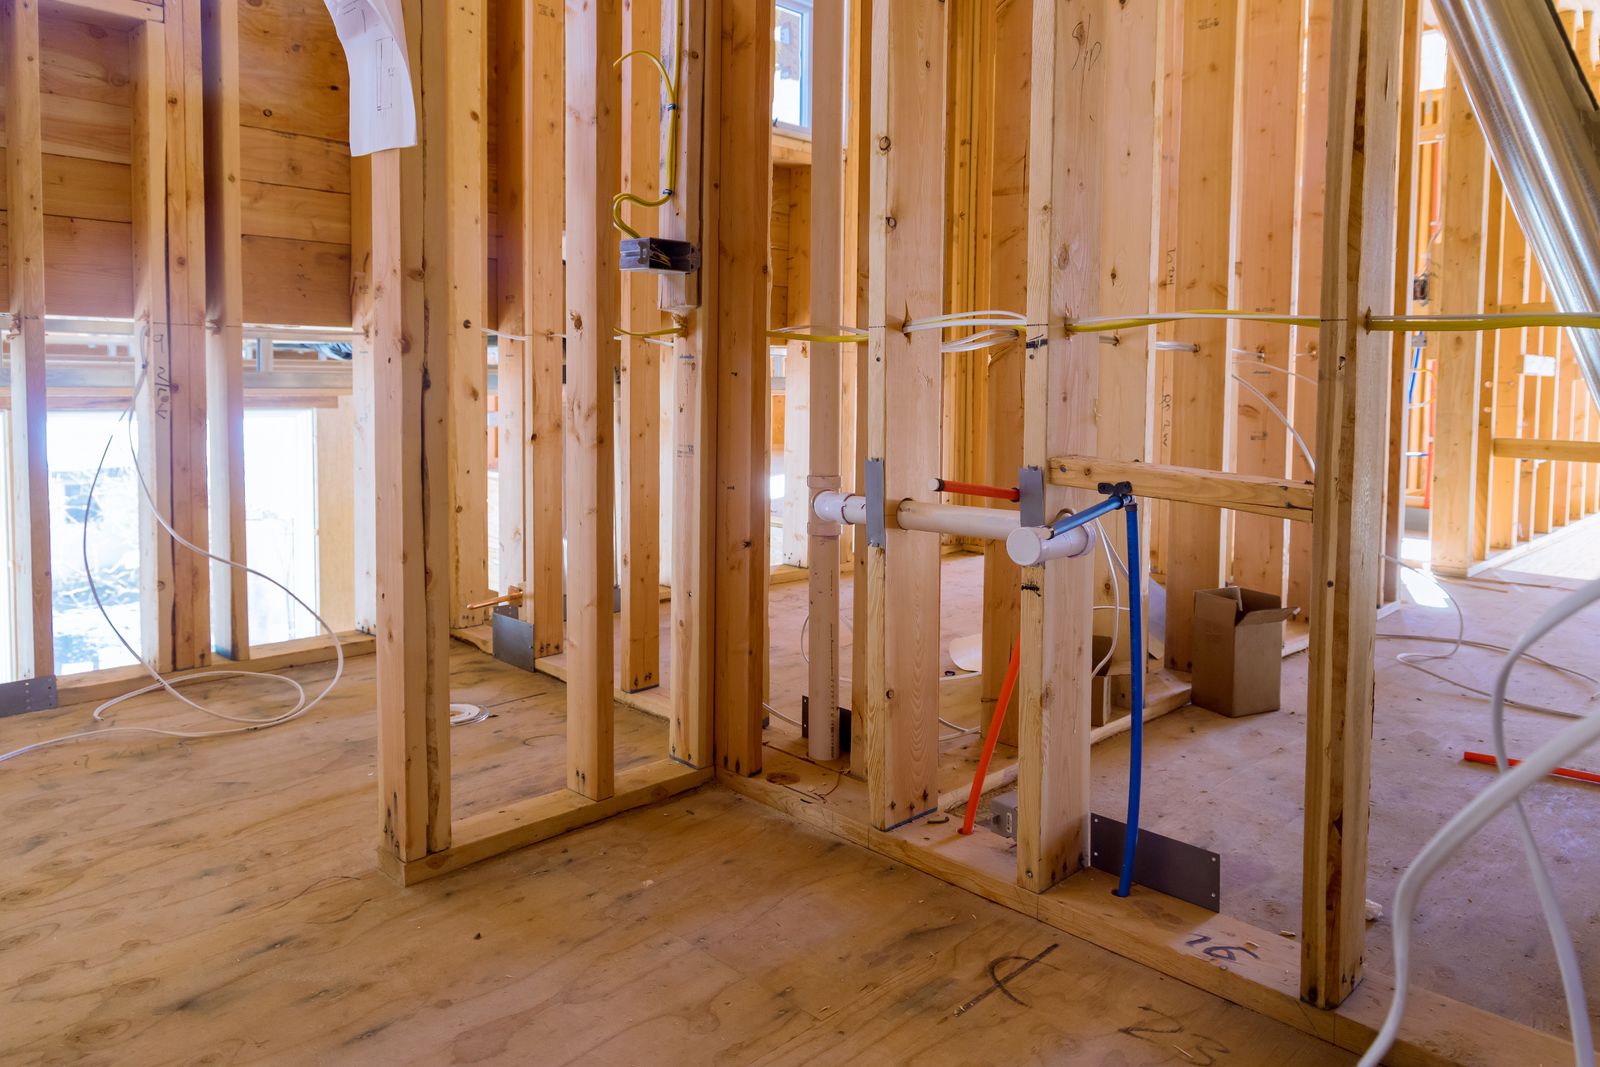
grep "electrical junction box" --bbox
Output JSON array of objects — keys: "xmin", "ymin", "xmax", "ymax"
[
  {"xmin": 988, "ymin": 790, "xmax": 1018, "ymax": 840},
  {"xmin": 620, "ymin": 237, "xmax": 701, "ymax": 275}
]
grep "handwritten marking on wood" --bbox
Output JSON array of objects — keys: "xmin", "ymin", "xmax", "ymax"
[{"xmin": 953, "ymin": 942, "xmax": 1060, "ymax": 1015}]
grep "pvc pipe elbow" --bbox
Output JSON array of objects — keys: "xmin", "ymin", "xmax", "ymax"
[{"xmin": 1006, "ymin": 522, "xmax": 1097, "ymax": 566}]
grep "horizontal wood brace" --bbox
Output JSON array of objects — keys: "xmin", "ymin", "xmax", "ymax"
[
  {"xmin": 1047, "ymin": 456, "xmax": 1314, "ymax": 522},
  {"xmin": 1489, "ymin": 438, "xmax": 1600, "ymax": 463},
  {"xmin": 39, "ymin": 0, "xmax": 163, "ymax": 24}
]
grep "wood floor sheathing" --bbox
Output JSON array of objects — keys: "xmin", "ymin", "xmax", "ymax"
[
  {"xmin": 764, "ymin": 550, "xmax": 1600, "ymax": 1042},
  {"xmin": 5, "ymin": 540, "xmax": 1597, "ymax": 1063},
  {"xmin": 1, "ymin": 646, "xmax": 1348, "ymax": 1066}
]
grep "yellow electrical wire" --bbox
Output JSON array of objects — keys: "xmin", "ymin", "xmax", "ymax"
[
  {"xmin": 1065, "ymin": 310, "xmax": 1321, "ymax": 333},
  {"xmin": 1050, "ymin": 309, "xmax": 1600, "ymax": 335},
  {"xmin": 612, "ymin": 35, "xmax": 682, "ymax": 240},
  {"xmin": 1370, "ymin": 312, "xmax": 1600, "ymax": 332},
  {"xmin": 767, "ymin": 326, "xmax": 871, "ymax": 345},
  {"xmin": 750, "ymin": 310, "xmax": 1600, "ymax": 354},
  {"xmin": 617, "ymin": 323, "xmax": 687, "ymax": 340}
]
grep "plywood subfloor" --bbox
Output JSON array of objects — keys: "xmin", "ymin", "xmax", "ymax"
[
  {"xmin": 0, "ymin": 643, "xmax": 1353, "ymax": 1066},
  {"xmin": 1085, "ymin": 554, "xmax": 1600, "ymax": 1039}
]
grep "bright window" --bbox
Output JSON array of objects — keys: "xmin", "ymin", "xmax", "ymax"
[
  {"xmin": 773, "ymin": 1, "xmax": 811, "ymax": 133},
  {"xmin": 48, "ymin": 411, "xmax": 142, "ymax": 674},
  {"xmin": 244, "ymin": 409, "xmax": 321, "ymax": 643}
]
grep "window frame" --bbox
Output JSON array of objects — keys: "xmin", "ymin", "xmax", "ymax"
[{"xmin": 772, "ymin": 0, "xmax": 814, "ymax": 138}]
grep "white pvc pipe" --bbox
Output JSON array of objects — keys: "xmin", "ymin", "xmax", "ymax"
[
  {"xmin": 895, "ymin": 500, "xmax": 1017, "ymax": 541},
  {"xmin": 813, "ymin": 494, "xmax": 1022, "ymax": 543},
  {"xmin": 1006, "ymin": 523, "xmax": 1097, "ymax": 566},
  {"xmin": 813, "ymin": 491, "xmax": 867, "ymax": 527}
]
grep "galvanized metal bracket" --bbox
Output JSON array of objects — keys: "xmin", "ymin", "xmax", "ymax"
[
  {"xmin": 864, "ymin": 458, "xmax": 887, "ymax": 548},
  {"xmin": 0, "ymin": 675, "xmax": 59, "ymax": 718},
  {"xmin": 1018, "ymin": 466, "xmax": 1046, "ymax": 529},
  {"xmin": 1090, "ymin": 813, "xmax": 1221, "ymax": 913},
  {"xmin": 491, "ymin": 605, "xmax": 538, "ymax": 673}
]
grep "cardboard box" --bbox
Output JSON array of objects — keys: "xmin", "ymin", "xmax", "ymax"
[{"xmin": 1190, "ymin": 587, "xmax": 1299, "ymax": 717}]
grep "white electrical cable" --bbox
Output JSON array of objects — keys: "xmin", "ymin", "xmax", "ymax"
[
  {"xmin": 1378, "ymin": 556, "xmax": 1600, "ymax": 717},
  {"xmin": 1091, "ymin": 518, "xmax": 1121, "ymax": 678},
  {"xmin": 1231, "ymin": 353, "xmax": 1319, "ymax": 386},
  {"xmin": 1234, "ymin": 371, "xmax": 1596, "ymax": 715},
  {"xmin": 0, "ymin": 331, "xmax": 345, "ymax": 765},
  {"xmin": 1359, "ymin": 576, "xmax": 1600, "ymax": 1067},
  {"xmin": 941, "ymin": 328, "xmax": 1024, "ymax": 354},
  {"xmin": 1233, "ymin": 373, "xmax": 1316, "ymax": 473}
]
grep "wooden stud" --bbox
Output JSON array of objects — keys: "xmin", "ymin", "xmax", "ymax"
[
  {"xmin": 864, "ymin": 0, "xmax": 945, "ymax": 828},
  {"xmin": 979, "ymin": 0, "xmax": 1030, "ymax": 745},
  {"xmin": 200, "ymin": 0, "xmax": 249, "ymax": 660},
  {"xmin": 1381, "ymin": 0, "xmax": 1423, "ymax": 604},
  {"xmin": 620, "ymin": 0, "xmax": 661, "ymax": 694},
  {"xmin": 1471, "ymin": 181, "xmax": 1504, "ymax": 558},
  {"xmin": 781, "ymin": 337, "xmax": 811, "ymax": 569},
  {"xmin": 438, "ymin": 0, "xmax": 490, "ymax": 627},
  {"xmin": 377, "ymin": 0, "xmax": 453, "ymax": 866},
  {"xmin": 710, "ymin": 0, "xmax": 771, "ymax": 777},
  {"xmin": 492, "ymin": 0, "xmax": 532, "ymax": 598},
  {"xmin": 1163, "ymin": 0, "xmax": 1238, "ymax": 671},
  {"xmin": 314, "ymin": 401, "xmax": 356, "ymax": 631},
  {"xmin": 1485, "ymin": 202, "xmax": 1528, "ymax": 552},
  {"xmin": 1229, "ymin": 0, "xmax": 1301, "ymax": 602},
  {"xmin": 163, "ymin": 0, "xmax": 211, "ymax": 671},
  {"xmin": 665, "ymin": 0, "xmax": 713, "ymax": 768},
  {"xmin": 805, "ymin": 0, "xmax": 844, "ymax": 760},
  {"xmin": 134, "ymin": 8, "xmax": 176, "ymax": 674},
  {"xmin": 351, "ymin": 157, "xmax": 379, "ymax": 635},
  {"xmin": 1301, "ymin": 0, "xmax": 1403, "ymax": 1009},
  {"xmin": 845, "ymin": 0, "xmax": 873, "ymax": 779},
  {"xmin": 527, "ymin": 0, "xmax": 565, "ymax": 656},
  {"xmin": 1288, "ymin": 0, "xmax": 1331, "ymax": 616},
  {"xmin": 563, "ymin": 0, "xmax": 623, "ymax": 800},
  {"xmin": 1427, "ymin": 66, "xmax": 1489, "ymax": 577},
  {"xmin": 2, "ymin": 0, "xmax": 54, "ymax": 679},
  {"xmin": 1094, "ymin": 0, "xmax": 1162, "ymax": 680},
  {"xmin": 1016, "ymin": 0, "xmax": 1102, "ymax": 891}
]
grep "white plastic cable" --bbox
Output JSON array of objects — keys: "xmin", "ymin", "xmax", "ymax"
[
  {"xmin": 1359, "ymin": 576, "xmax": 1600, "ymax": 1067},
  {"xmin": 1233, "ymin": 374, "xmax": 1316, "ymax": 473},
  {"xmin": 1378, "ymin": 556, "xmax": 1600, "ymax": 717},
  {"xmin": 0, "ymin": 332, "xmax": 345, "ymax": 765},
  {"xmin": 1231, "ymin": 353, "xmax": 1318, "ymax": 386},
  {"xmin": 941, "ymin": 328, "xmax": 1024, "ymax": 354}
]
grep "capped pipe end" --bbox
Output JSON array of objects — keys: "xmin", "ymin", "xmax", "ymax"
[{"xmin": 1007, "ymin": 523, "xmax": 1097, "ymax": 567}]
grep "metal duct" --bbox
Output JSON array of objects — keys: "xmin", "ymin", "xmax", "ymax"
[{"xmin": 1430, "ymin": 0, "xmax": 1600, "ymax": 404}]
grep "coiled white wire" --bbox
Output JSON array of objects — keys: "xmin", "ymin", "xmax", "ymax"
[
  {"xmin": 1218, "ymin": 359, "xmax": 1595, "ymax": 1063},
  {"xmin": 0, "ymin": 332, "xmax": 344, "ymax": 765},
  {"xmin": 1360, "ymin": 577, "xmax": 1600, "ymax": 1067}
]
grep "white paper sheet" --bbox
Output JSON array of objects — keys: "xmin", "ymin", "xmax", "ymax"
[{"xmin": 323, "ymin": 0, "xmax": 417, "ymax": 156}]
